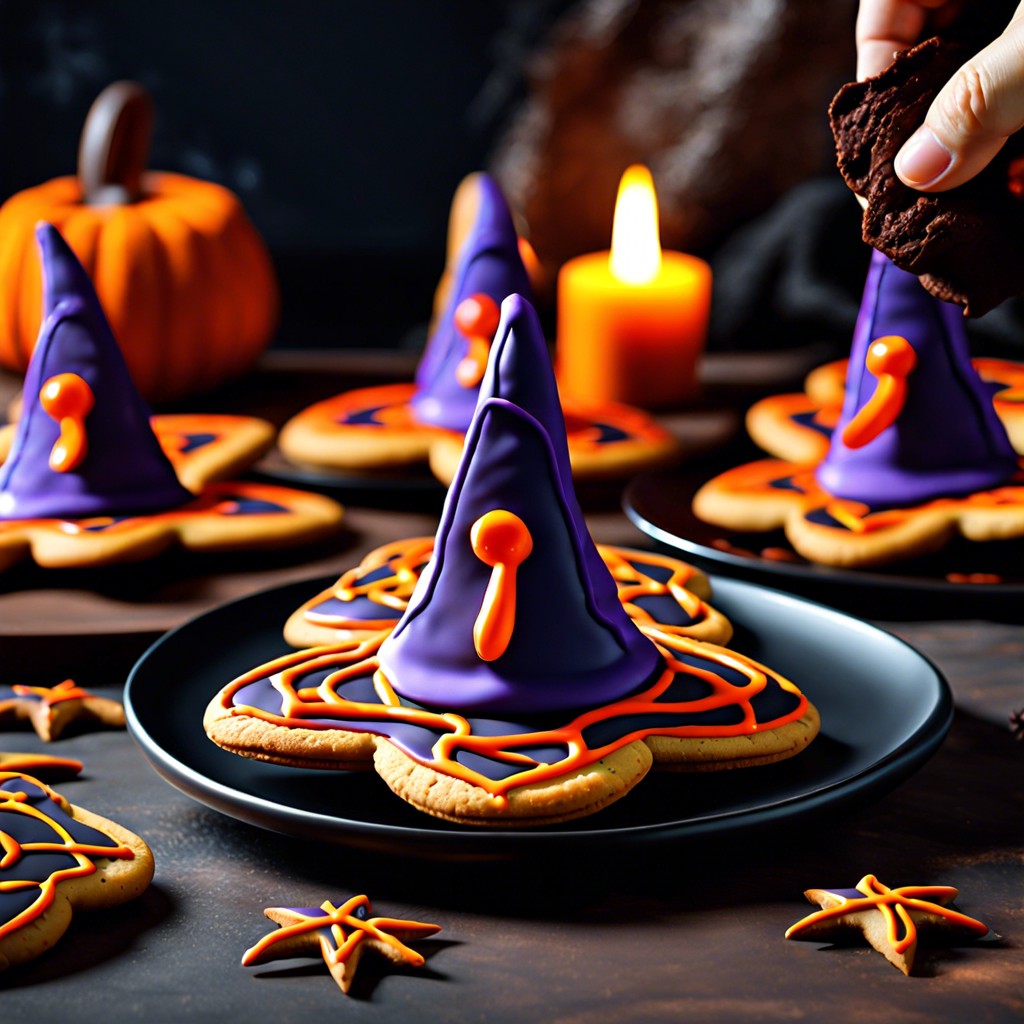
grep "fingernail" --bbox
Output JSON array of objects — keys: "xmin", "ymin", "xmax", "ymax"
[{"xmin": 894, "ymin": 127, "xmax": 953, "ymax": 187}]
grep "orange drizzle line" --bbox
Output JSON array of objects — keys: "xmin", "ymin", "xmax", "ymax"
[
  {"xmin": 824, "ymin": 486, "xmax": 1024, "ymax": 535},
  {"xmin": 306, "ymin": 538, "xmax": 712, "ymax": 634},
  {"xmin": 824, "ymin": 501, "xmax": 870, "ymax": 534},
  {"xmin": 154, "ymin": 414, "xmax": 227, "ymax": 460},
  {"xmin": 470, "ymin": 510, "xmax": 533, "ymax": 662},
  {"xmin": 39, "ymin": 373, "xmax": 94, "ymax": 473},
  {"xmin": 785, "ymin": 873, "xmax": 989, "ymax": 953},
  {"xmin": 299, "ymin": 383, "xmax": 426, "ymax": 435},
  {"xmin": 0, "ymin": 771, "xmax": 135, "ymax": 941},
  {"xmin": 242, "ymin": 894, "xmax": 437, "ymax": 969},
  {"xmin": 11, "ymin": 679, "xmax": 92, "ymax": 706},
  {"xmin": 562, "ymin": 398, "xmax": 673, "ymax": 449},
  {"xmin": 599, "ymin": 545, "xmax": 708, "ymax": 630},
  {"xmin": 970, "ymin": 357, "xmax": 1024, "ymax": 405},
  {"xmin": 220, "ymin": 630, "xmax": 808, "ymax": 805},
  {"xmin": 321, "ymin": 537, "xmax": 434, "ymax": 621}
]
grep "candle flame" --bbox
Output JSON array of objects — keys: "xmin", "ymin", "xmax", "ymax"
[{"xmin": 609, "ymin": 164, "xmax": 662, "ymax": 285}]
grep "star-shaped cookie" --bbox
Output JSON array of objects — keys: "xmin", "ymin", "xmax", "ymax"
[
  {"xmin": 785, "ymin": 873, "xmax": 992, "ymax": 975},
  {"xmin": 242, "ymin": 895, "xmax": 440, "ymax": 994},
  {"xmin": 0, "ymin": 680, "xmax": 125, "ymax": 741}
]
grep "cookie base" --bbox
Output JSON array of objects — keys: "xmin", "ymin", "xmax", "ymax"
[
  {"xmin": 645, "ymin": 703, "xmax": 820, "ymax": 770},
  {"xmin": 373, "ymin": 738, "xmax": 653, "ymax": 827}
]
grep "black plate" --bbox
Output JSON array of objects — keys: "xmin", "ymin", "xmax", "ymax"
[
  {"xmin": 125, "ymin": 572, "xmax": 952, "ymax": 860},
  {"xmin": 624, "ymin": 465, "xmax": 1024, "ymax": 620}
]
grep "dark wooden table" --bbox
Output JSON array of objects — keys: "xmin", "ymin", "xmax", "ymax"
[{"xmin": 1, "ymin": 352, "xmax": 1021, "ymax": 1023}]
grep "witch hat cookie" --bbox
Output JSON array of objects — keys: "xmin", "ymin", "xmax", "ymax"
[
  {"xmin": 0, "ymin": 222, "xmax": 342, "ymax": 570},
  {"xmin": 207, "ymin": 294, "xmax": 818, "ymax": 826},
  {"xmin": 0, "ymin": 223, "xmax": 192, "ymax": 520},
  {"xmin": 276, "ymin": 173, "xmax": 679, "ymax": 483},
  {"xmin": 816, "ymin": 250, "xmax": 1017, "ymax": 507},
  {"xmin": 694, "ymin": 249, "xmax": 1024, "ymax": 567},
  {"xmin": 380, "ymin": 294, "xmax": 659, "ymax": 714},
  {"xmin": 409, "ymin": 174, "xmax": 533, "ymax": 430}
]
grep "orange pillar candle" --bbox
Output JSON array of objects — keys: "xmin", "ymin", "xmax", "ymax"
[{"xmin": 556, "ymin": 165, "xmax": 711, "ymax": 408}]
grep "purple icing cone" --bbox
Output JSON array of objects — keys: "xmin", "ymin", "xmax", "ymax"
[
  {"xmin": 411, "ymin": 174, "xmax": 533, "ymax": 432},
  {"xmin": 379, "ymin": 294, "xmax": 660, "ymax": 716},
  {"xmin": 816, "ymin": 250, "xmax": 1017, "ymax": 507},
  {"xmin": 0, "ymin": 223, "xmax": 193, "ymax": 520}
]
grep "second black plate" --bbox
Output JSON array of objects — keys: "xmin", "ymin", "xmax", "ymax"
[{"xmin": 624, "ymin": 466, "xmax": 1024, "ymax": 619}]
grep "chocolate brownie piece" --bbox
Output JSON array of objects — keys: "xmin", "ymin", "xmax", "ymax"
[{"xmin": 830, "ymin": 14, "xmax": 1024, "ymax": 316}]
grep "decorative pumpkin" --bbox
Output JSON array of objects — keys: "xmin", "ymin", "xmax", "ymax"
[{"xmin": 0, "ymin": 81, "xmax": 278, "ymax": 403}]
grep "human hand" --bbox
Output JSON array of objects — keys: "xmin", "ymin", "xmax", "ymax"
[{"xmin": 856, "ymin": 0, "xmax": 1024, "ymax": 191}]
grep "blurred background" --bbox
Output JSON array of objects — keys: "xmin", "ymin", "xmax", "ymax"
[{"xmin": 2, "ymin": 0, "xmax": 1020, "ymax": 360}]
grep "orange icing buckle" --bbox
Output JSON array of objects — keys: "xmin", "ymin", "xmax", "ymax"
[
  {"xmin": 841, "ymin": 335, "xmax": 917, "ymax": 449},
  {"xmin": 39, "ymin": 373, "xmax": 94, "ymax": 472},
  {"xmin": 470, "ymin": 510, "xmax": 533, "ymax": 662},
  {"xmin": 454, "ymin": 293, "xmax": 501, "ymax": 389}
]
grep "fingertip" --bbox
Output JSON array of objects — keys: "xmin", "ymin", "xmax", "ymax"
[
  {"xmin": 895, "ymin": 126, "xmax": 1009, "ymax": 192},
  {"xmin": 894, "ymin": 126, "xmax": 954, "ymax": 187}
]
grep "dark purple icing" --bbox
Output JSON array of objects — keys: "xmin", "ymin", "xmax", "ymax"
[
  {"xmin": 281, "ymin": 904, "xmax": 368, "ymax": 921},
  {"xmin": 337, "ymin": 402, "xmax": 396, "ymax": 428},
  {"xmin": 410, "ymin": 175, "xmax": 533, "ymax": 432},
  {"xmin": 308, "ymin": 593, "xmax": 403, "ymax": 623},
  {"xmin": 0, "ymin": 773, "xmax": 122, "ymax": 926},
  {"xmin": 792, "ymin": 411, "xmax": 834, "ymax": 439},
  {"xmin": 0, "ymin": 223, "xmax": 193, "ymax": 521},
  {"xmin": 816, "ymin": 250, "xmax": 1017, "ymax": 507},
  {"xmin": 221, "ymin": 496, "xmax": 289, "ymax": 515},
  {"xmin": 629, "ymin": 592, "xmax": 698, "ymax": 626},
  {"xmin": 176, "ymin": 432, "xmax": 218, "ymax": 454},
  {"xmin": 0, "ymin": 685, "xmax": 45, "ymax": 705},
  {"xmin": 379, "ymin": 294, "xmax": 660, "ymax": 716}
]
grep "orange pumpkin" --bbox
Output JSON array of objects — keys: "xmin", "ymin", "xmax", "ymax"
[{"xmin": 0, "ymin": 81, "xmax": 278, "ymax": 403}]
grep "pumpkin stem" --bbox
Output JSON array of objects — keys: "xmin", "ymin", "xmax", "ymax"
[{"xmin": 77, "ymin": 81, "xmax": 154, "ymax": 206}]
